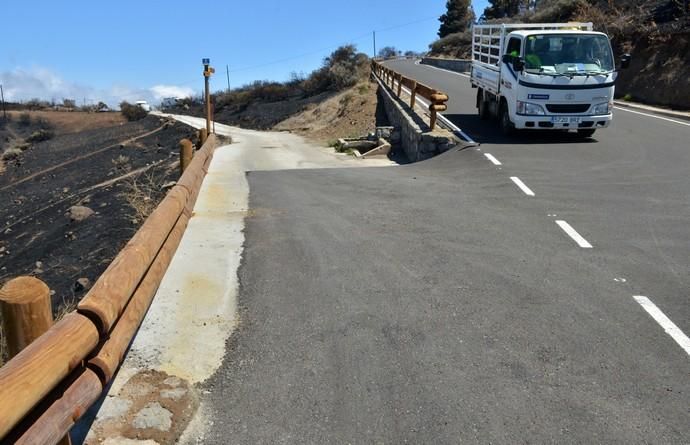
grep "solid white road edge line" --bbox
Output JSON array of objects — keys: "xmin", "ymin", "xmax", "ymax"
[
  {"xmin": 614, "ymin": 106, "xmax": 690, "ymax": 127},
  {"xmin": 633, "ymin": 296, "xmax": 690, "ymax": 356},
  {"xmin": 484, "ymin": 153, "xmax": 502, "ymax": 165},
  {"xmin": 555, "ymin": 220, "xmax": 593, "ymax": 248},
  {"xmin": 415, "ymin": 60, "xmax": 471, "ymax": 78},
  {"xmin": 510, "ymin": 176, "xmax": 535, "ymax": 196}
]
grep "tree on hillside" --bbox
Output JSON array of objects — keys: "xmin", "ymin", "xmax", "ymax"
[
  {"xmin": 378, "ymin": 46, "xmax": 399, "ymax": 59},
  {"xmin": 483, "ymin": 0, "xmax": 523, "ymax": 19},
  {"xmin": 438, "ymin": 0, "xmax": 474, "ymax": 37}
]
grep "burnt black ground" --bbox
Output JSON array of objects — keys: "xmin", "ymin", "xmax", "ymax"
[{"xmin": 0, "ymin": 115, "xmax": 197, "ymax": 314}]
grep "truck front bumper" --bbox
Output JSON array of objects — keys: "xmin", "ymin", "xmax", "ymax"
[{"xmin": 514, "ymin": 113, "xmax": 612, "ymax": 130}]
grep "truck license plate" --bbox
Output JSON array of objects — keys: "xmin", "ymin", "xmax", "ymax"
[{"xmin": 551, "ymin": 117, "xmax": 581, "ymax": 124}]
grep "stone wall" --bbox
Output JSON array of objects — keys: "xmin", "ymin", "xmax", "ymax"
[
  {"xmin": 376, "ymin": 78, "xmax": 456, "ymax": 162},
  {"xmin": 420, "ymin": 57, "xmax": 471, "ymax": 73}
]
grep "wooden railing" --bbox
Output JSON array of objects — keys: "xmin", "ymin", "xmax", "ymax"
[
  {"xmin": 371, "ymin": 60, "xmax": 449, "ymax": 130},
  {"xmin": 0, "ymin": 132, "xmax": 219, "ymax": 444}
]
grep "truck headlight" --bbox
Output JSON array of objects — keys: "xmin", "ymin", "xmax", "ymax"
[
  {"xmin": 517, "ymin": 101, "xmax": 545, "ymax": 115},
  {"xmin": 592, "ymin": 102, "xmax": 612, "ymax": 115}
]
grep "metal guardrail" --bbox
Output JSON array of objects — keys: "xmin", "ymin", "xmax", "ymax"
[
  {"xmin": 371, "ymin": 60, "xmax": 449, "ymax": 130},
  {"xmin": 0, "ymin": 132, "xmax": 219, "ymax": 444}
]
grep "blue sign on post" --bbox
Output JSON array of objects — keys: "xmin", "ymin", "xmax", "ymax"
[{"xmin": 202, "ymin": 58, "xmax": 210, "ymax": 65}]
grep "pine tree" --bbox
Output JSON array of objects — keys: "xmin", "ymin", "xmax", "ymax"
[
  {"xmin": 483, "ymin": 0, "xmax": 523, "ymax": 19},
  {"xmin": 438, "ymin": 0, "xmax": 473, "ymax": 38}
]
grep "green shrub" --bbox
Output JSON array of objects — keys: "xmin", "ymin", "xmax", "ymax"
[
  {"xmin": 622, "ymin": 93, "xmax": 633, "ymax": 101},
  {"xmin": 120, "ymin": 101, "xmax": 148, "ymax": 121},
  {"xmin": 522, "ymin": 0, "xmax": 588, "ymax": 23},
  {"xmin": 428, "ymin": 31, "xmax": 472, "ymax": 58}
]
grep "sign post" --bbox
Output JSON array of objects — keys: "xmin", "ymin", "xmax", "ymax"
[{"xmin": 202, "ymin": 58, "xmax": 215, "ymax": 135}]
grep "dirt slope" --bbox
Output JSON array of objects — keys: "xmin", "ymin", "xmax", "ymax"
[{"xmin": 273, "ymin": 80, "xmax": 389, "ymax": 144}]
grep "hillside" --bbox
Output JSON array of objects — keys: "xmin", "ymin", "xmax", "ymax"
[
  {"xmin": 163, "ymin": 45, "xmax": 386, "ymax": 141},
  {"xmin": 428, "ymin": 0, "xmax": 690, "ymax": 109}
]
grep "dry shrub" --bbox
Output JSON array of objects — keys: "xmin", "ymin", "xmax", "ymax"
[
  {"xmin": 26, "ymin": 128, "xmax": 54, "ymax": 143},
  {"xmin": 55, "ymin": 296, "xmax": 78, "ymax": 322},
  {"xmin": 120, "ymin": 101, "xmax": 148, "ymax": 121},
  {"xmin": 18, "ymin": 112, "xmax": 31, "ymax": 127},
  {"xmin": 120, "ymin": 169, "xmax": 164, "ymax": 223}
]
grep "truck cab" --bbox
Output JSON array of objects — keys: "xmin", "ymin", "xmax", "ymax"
[{"xmin": 470, "ymin": 23, "xmax": 630, "ymax": 137}]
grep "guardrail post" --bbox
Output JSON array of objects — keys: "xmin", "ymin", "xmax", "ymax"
[
  {"xmin": 396, "ymin": 75, "xmax": 403, "ymax": 97},
  {"xmin": 179, "ymin": 138, "xmax": 193, "ymax": 176},
  {"xmin": 199, "ymin": 128, "xmax": 208, "ymax": 146},
  {"xmin": 410, "ymin": 82, "xmax": 417, "ymax": 109},
  {"xmin": 430, "ymin": 107, "xmax": 438, "ymax": 131},
  {"xmin": 0, "ymin": 277, "xmax": 72, "ymax": 445},
  {"xmin": 0, "ymin": 277, "xmax": 52, "ymax": 357}
]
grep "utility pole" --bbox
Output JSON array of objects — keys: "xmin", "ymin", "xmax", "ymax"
[
  {"xmin": 226, "ymin": 64, "xmax": 231, "ymax": 91},
  {"xmin": 0, "ymin": 84, "xmax": 6, "ymax": 120},
  {"xmin": 202, "ymin": 58, "xmax": 215, "ymax": 135},
  {"xmin": 373, "ymin": 31, "xmax": 377, "ymax": 59}
]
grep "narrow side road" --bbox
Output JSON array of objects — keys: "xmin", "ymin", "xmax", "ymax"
[{"xmin": 82, "ymin": 116, "xmax": 393, "ymax": 444}]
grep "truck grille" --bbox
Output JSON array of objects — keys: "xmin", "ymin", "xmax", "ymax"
[{"xmin": 546, "ymin": 104, "xmax": 590, "ymax": 113}]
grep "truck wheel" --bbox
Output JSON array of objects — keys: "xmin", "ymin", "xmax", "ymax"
[
  {"xmin": 577, "ymin": 129, "xmax": 596, "ymax": 138},
  {"xmin": 499, "ymin": 102, "xmax": 514, "ymax": 135},
  {"xmin": 478, "ymin": 90, "xmax": 490, "ymax": 120}
]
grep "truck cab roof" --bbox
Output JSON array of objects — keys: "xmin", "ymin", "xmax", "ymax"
[{"xmin": 508, "ymin": 30, "xmax": 608, "ymax": 38}]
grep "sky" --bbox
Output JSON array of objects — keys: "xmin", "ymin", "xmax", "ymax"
[{"xmin": 1, "ymin": 0, "xmax": 490, "ymax": 106}]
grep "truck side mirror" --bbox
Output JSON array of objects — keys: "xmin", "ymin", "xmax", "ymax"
[
  {"xmin": 620, "ymin": 53, "xmax": 631, "ymax": 69},
  {"xmin": 502, "ymin": 54, "xmax": 524, "ymax": 72},
  {"xmin": 512, "ymin": 58, "xmax": 525, "ymax": 72}
]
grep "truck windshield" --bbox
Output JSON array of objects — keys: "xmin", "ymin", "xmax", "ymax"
[{"xmin": 523, "ymin": 34, "xmax": 614, "ymax": 75}]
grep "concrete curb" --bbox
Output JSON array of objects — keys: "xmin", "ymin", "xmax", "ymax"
[{"xmin": 613, "ymin": 100, "xmax": 690, "ymax": 122}]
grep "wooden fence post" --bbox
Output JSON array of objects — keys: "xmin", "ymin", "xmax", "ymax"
[
  {"xmin": 179, "ymin": 139, "xmax": 193, "ymax": 176},
  {"xmin": 198, "ymin": 128, "xmax": 208, "ymax": 147},
  {"xmin": 410, "ymin": 82, "xmax": 417, "ymax": 109},
  {"xmin": 0, "ymin": 277, "xmax": 52, "ymax": 357},
  {"xmin": 0, "ymin": 277, "xmax": 72, "ymax": 445},
  {"xmin": 430, "ymin": 108, "xmax": 438, "ymax": 131}
]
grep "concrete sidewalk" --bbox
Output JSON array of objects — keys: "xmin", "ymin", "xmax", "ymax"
[{"xmin": 81, "ymin": 116, "xmax": 395, "ymax": 444}]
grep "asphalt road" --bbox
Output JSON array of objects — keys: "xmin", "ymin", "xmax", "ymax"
[{"xmin": 199, "ymin": 61, "xmax": 689, "ymax": 443}]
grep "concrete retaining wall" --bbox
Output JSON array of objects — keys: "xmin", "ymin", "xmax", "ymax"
[
  {"xmin": 376, "ymin": 78, "xmax": 456, "ymax": 162},
  {"xmin": 420, "ymin": 57, "xmax": 471, "ymax": 73}
]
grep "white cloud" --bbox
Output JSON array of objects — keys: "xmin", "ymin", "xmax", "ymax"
[
  {"xmin": 150, "ymin": 84, "xmax": 194, "ymax": 100},
  {"xmin": 0, "ymin": 66, "xmax": 194, "ymax": 107}
]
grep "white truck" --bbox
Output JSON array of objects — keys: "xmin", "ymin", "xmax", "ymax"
[{"xmin": 470, "ymin": 22, "xmax": 631, "ymax": 137}]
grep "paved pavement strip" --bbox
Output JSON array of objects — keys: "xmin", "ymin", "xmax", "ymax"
[
  {"xmin": 199, "ymin": 149, "xmax": 689, "ymax": 443},
  {"xmin": 78, "ymin": 116, "xmax": 393, "ymax": 444}
]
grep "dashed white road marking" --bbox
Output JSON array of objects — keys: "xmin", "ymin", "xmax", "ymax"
[
  {"xmin": 484, "ymin": 153, "xmax": 502, "ymax": 165},
  {"xmin": 614, "ymin": 106, "xmax": 690, "ymax": 127},
  {"xmin": 510, "ymin": 176, "xmax": 535, "ymax": 196},
  {"xmin": 555, "ymin": 220, "xmax": 593, "ymax": 248},
  {"xmin": 633, "ymin": 296, "xmax": 690, "ymax": 356}
]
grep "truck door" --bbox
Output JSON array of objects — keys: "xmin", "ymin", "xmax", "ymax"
[{"xmin": 501, "ymin": 37, "xmax": 522, "ymax": 113}]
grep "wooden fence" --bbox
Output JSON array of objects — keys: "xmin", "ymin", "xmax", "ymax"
[
  {"xmin": 371, "ymin": 60, "xmax": 449, "ymax": 130},
  {"xmin": 0, "ymin": 132, "xmax": 219, "ymax": 444}
]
